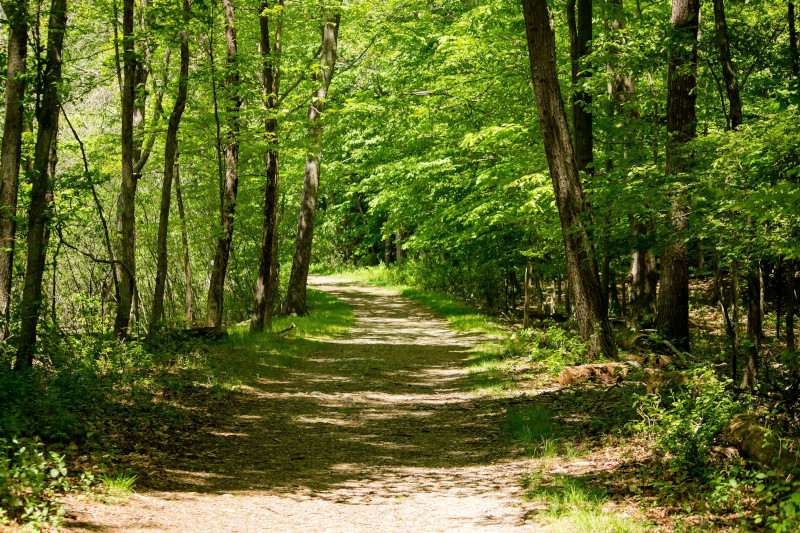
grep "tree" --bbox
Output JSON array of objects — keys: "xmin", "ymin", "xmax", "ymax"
[
  {"xmin": 283, "ymin": 11, "xmax": 340, "ymax": 316},
  {"xmin": 0, "ymin": 0, "xmax": 29, "ymax": 336},
  {"xmin": 16, "ymin": 0, "xmax": 67, "ymax": 368},
  {"xmin": 251, "ymin": 0, "xmax": 283, "ymax": 333},
  {"xmin": 566, "ymin": 0, "xmax": 592, "ymax": 173},
  {"xmin": 149, "ymin": 0, "xmax": 191, "ymax": 334},
  {"xmin": 205, "ymin": 0, "xmax": 241, "ymax": 328},
  {"xmin": 521, "ymin": 0, "xmax": 617, "ymax": 358},
  {"xmin": 113, "ymin": 0, "xmax": 139, "ymax": 338},
  {"xmin": 656, "ymin": 0, "xmax": 701, "ymax": 351},
  {"xmin": 712, "ymin": 0, "xmax": 742, "ymax": 130}
]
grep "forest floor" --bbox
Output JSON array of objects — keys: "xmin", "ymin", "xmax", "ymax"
[{"xmin": 55, "ymin": 276, "xmax": 678, "ymax": 532}]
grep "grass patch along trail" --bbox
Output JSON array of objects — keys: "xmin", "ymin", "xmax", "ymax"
[{"xmin": 61, "ymin": 276, "xmax": 544, "ymax": 532}]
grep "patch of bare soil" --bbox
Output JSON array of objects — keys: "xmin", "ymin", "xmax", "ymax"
[{"xmin": 58, "ymin": 277, "xmax": 646, "ymax": 532}]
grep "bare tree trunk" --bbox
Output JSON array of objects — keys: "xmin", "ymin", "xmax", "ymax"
[
  {"xmin": 712, "ymin": 0, "xmax": 742, "ymax": 130},
  {"xmin": 113, "ymin": 0, "xmax": 138, "ymax": 338},
  {"xmin": 787, "ymin": 260, "xmax": 797, "ymax": 349},
  {"xmin": 0, "ymin": 0, "xmax": 28, "ymax": 336},
  {"xmin": 567, "ymin": 0, "xmax": 593, "ymax": 173},
  {"xmin": 742, "ymin": 267, "xmax": 762, "ymax": 391},
  {"xmin": 206, "ymin": 0, "xmax": 241, "ymax": 327},
  {"xmin": 149, "ymin": 0, "xmax": 191, "ymax": 335},
  {"xmin": 524, "ymin": 260, "xmax": 533, "ymax": 328},
  {"xmin": 395, "ymin": 230, "xmax": 405, "ymax": 263},
  {"xmin": 251, "ymin": 0, "xmax": 283, "ymax": 333},
  {"xmin": 15, "ymin": 0, "xmax": 66, "ymax": 368},
  {"xmin": 628, "ymin": 219, "xmax": 658, "ymax": 321},
  {"xmin": 174, "ymin": 159, "xmax": 195, "ymax": 325},
  {"xmin": 282, "ymin": 13, "xmax": 340, "ymax": 316},
  {"xmin": 790, "ymin": 2, "xmax": 798, "ymax": 77},
  {"xmin": 521, "ymin": 0, "xmax": 617, "ymax": 359},
  {"xmin": 657, "ymin": 0, "xmax": 700, "ymax": 352}
]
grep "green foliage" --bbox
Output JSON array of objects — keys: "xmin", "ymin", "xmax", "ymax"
[
  {"xmin": 506, "ymin": 405, "xmax": 558, "ymax": 457},
  {"xmin": 523, "ymin": 475, "xmax": 647, "ymax": 532},
  {"xmin": 633, "ymin": 367, "xmax": 737, "ymax": 474},
  {"xmin": 98, "ymin": 467, "xmax": 138, "ymax": 503},
  {"xmin": 507, "ymin": 324, "xmax": 592, "ymax": 376},
  {"xmin": 0, "ymin": 438, "xmax": 71, "ymax": 529}
]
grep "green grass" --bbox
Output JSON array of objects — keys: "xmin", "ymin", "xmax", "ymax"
[
  {"xmin": 525, "ymin": 475, "xmax": 648, "ymax": 532},
  {"xmin": 98, "ymin": 468, "xmax": 138, "ymax": 503},
  {"xmin": 177, "ymin": 289, "xmax": 354, "ymax": 392},
  {"xmin": 507, "ymin": 404, "xmax": 558, "ymax": 454}
]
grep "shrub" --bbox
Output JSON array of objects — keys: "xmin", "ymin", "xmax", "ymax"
[
  {"xmin": 0, "ymin": 437, "xmax": 71, "ymax": 529},
  {"xmin": 633, "ymin": 366, "xmax": 738, "ymax": 474}
]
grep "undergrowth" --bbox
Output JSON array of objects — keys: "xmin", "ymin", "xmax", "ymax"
[{"xmin": 0, "ymin": 288, "xmax": 353, "ymax": 529}]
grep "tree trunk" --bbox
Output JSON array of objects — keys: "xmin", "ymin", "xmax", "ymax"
[
  {"xmin": 567, "ymin": 0, "xmax": 593, "ymax": 173},
  {"xmin": 521, "ymin": 0, "xmax": 617, "ymax": 359},
  {"xmin": 206, "ymin": 0, "xmax": 241, "ymax": 327},
  {"xmin": 0, "ymin": 0, "xmax": 28, "ymax": 335},
  {"xmin": 395, "ymin": 230, "xmax": 405, "ymax": 263},
  {"xmin": 712, "ymin": 0, "xmax": 742, "ymax": 130},
  {"xmin": 174, "ymin": 159, "xmax": 195, "ymax": 326},
  {"xmin": 282, "ymin": 13, "xmax": 340, "ymax": 316},
  {"xmin": 524, "ymin": 260, "xmax": 533, "ymax": 328},
  {"xmin": 251, "ymin": 0, "xmax": 283, "ymax": 333},
  {"xmin": 657, "ymin": 0, "xmax": 700, "ymax": 352},
  {"xmin": 149, "ymin": 0, "xmax": 191, "ymax": 335},
  {"xmin": 628, "ymin": 219, "xmax": 658, "ymax": 322},
  {"xmin": 790, "ymin": 2, "xmax": 798, "ymax": 77},
  {"xmin": 786, "ymin": 260, "xmax": 796, "ymax": 350},
  {"xmin": 15, "ymin": 0, "xmax": 66, "ymax": 369},
  {"xmin": 113, "ymin": 0, "xmax": 138, "ymax": 338},
  {"xmin": 741, "ymin": 267, "xmax": 762, "ymax": 391}
]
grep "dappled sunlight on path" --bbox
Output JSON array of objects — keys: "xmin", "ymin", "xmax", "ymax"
[{"xmin": 63, "ymin": 276, "xmax": 536, "ymax": 532}]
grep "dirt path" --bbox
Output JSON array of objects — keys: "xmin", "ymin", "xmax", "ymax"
[{"xmin": 63, "ymin": 277, "xmax": 537, "ymax": 532}]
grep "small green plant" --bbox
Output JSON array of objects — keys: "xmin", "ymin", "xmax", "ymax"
[
  {"xmin": 0, "ymin": 437, "xmax": 71, "ymax": 529},
  {"xmin": 506, "ymin": 404, "xmax": 559, "ymax": 457},
  {"xmin": 98, "ymin": 467, "xmax": 138, "ymax": 502},
  {"xmin": 633, "ymin": 366, "xmax": 737, "ymax": 474},
  {"xmin": 524, "ymin": 475, "xmax": 646, "ymax": 532}
]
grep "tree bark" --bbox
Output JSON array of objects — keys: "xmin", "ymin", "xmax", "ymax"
[
  {"xmin": 113, "ymin": 0, "xmax": 138, "ymax": 338},
  {"xmin": 251, "ymin": 0, "xmax": 283, "ymax": 333},
  {"xmin": 712, "ymin": 0, "xmax": 742, "ymax": 130},
  {"xmin": 0, "ymin": 0, "xmax": 28, "ymax": 335},
  {"xmin": 282, "ymin": 13, "xmax": 340, "ymax": 316},
  {"xmin": 567, "ymin": 0, "xmax": 593, "ymax": 173},
  {"xmin": 521, "ymin": 0, "xmax": 617, "ymax": 359},
  {"xmin": 524, "ymin": 260, "xmax": 533, "ymax": 328},
  {"xmin": 149, "ymin": 0, "xmax": 191, "ymax": 335},
  {"xmin": 741, "ymin": 267, "xmax": 762, "ymax": 391},
  {"xmin": 656, "ymin": 0, "xmax": 700, "ymax": 352},
  {"xmin": 790, "ymin": 2, "xmax": 798, "ymax": 77},
  {"xmin": 206, "ymin": 0, "xmax": 241, "ymax": 327},
  {"xmin": 15, "ymin": 0, "xmax": 67, "ymax": 369},
  {"xmin": 174, "ymin": 159, "xmax": 195, "ymax": 325},
  {"xmin": 786, "ymin": 260, "xmax": 797, "ymax": 350}
]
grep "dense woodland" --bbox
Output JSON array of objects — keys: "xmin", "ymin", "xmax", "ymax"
[{"xmin": 1, "ymin": 0, "xmax": 800, "ymax": 529}]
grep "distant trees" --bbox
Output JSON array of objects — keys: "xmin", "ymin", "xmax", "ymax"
[{"xmin": 0, "ymin": 0, "xmax": 797, "ymax": 386}]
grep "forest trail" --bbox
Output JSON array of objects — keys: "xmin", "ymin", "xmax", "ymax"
[{"xmin": 63, "ymin": 276, "xmax": 538, "ymax": 532}]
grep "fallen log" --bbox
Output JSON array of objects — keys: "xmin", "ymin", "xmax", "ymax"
[
  {"xmin": 277, "ymin": 322, "xmax": 296, "ymax": 334},
  {"xmin": 725, "ymin": 414, "xmax": 799, "ymax": 472},
  {"xmin": 558, "ymin": 361, "xmax": 642, "ymax": 386},
  {"xmin": 182, "ymin": 326, "xmax": 227, "ymax": 339}
]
